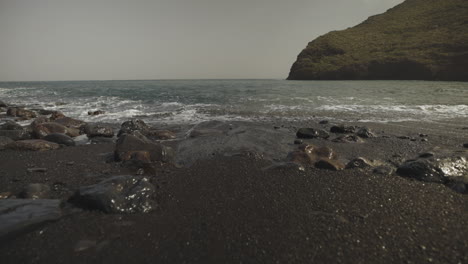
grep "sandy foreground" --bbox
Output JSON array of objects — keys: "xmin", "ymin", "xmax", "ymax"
[{"xmin": 0, "ymin": 117, "xmax": 467, "ymax": 264}]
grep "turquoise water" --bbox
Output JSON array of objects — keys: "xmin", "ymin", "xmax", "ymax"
[{"xmin": 0, "ymin": 79, "xmax": 467, "ymax": 124}]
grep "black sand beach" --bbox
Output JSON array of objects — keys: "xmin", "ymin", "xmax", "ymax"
[{"xmin": 0, "ymin": 108, "xmax": 467, "ymax": 263}]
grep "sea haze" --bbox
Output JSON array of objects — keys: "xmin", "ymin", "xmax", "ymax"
[{"xmin": 0, "ymin": 80, "xmax": 467, "ymax": 125}]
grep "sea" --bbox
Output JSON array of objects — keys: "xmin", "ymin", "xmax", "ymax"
[{"xmin": 0, "ymin": 79, "xmax": 467, "ymax": 126}]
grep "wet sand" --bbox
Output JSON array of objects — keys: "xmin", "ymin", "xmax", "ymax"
[{"xmin": 0, "ymin": 119, "xmax": 467, "ymax": 263}]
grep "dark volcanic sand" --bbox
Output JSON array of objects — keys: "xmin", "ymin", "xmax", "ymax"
[{"xmin": 0, "ymin": 120, "xmax": 467, "ymax": 263}]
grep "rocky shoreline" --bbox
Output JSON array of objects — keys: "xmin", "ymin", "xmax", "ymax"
[{"xmin": 0, "ymin": 100, "xmax": 467, "ymax": 263}]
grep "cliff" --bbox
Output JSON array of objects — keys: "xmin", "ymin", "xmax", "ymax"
[{"xmin": 287, "ymin": 0, "xmax": 468, "ymax": 81}]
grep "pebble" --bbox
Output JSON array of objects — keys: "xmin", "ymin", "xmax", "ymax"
[{"xmin": 27, "ymin": 168, "xmax": 47, "ymax": 173}]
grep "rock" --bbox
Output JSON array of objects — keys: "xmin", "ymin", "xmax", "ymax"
[
  {"xmin": 19, "ymin": 184, "xmax": 51, "ymax": 199},
  {"xmin": 49, "ymin": 111, "xmax": 65, "ymax": 120},
  {"xmin": 296, "ymin": 128, "xmax": 330, "ymax": 139},
  {"xmin": 115, "ymin": 134, "xmax": 174, "ymax": 163},
  {"xmin": 33, "ymin": 122, "xmax": 68, "ymax": 138},
  {"xmin": 419, "ymin": 152, "xmax": 435, "ymax": 158},
  {"xmin": 70, "ymin": 176, "xmax": 156, "ymax": 214},
  {"xmin": 0, "ymin": 100, "xmax": 7, "ymax": 107},
  {"xmin": 464, "ymin": 143, "xmax": 468, "ymax": 148},
  {"xmin": 263, "ymin": 162, "xmax": 305, "ymax": 172},
  {"xmin": 84, "ymin": 124, "xmax": 114, "ymax": 138},
  {"xmin": 121, "ymin": 151, "xmax": 152, "ymax": 168},
  {"xmin": 0, "ymin": 130, "xmax": 31, "ymax": 140},
  {"xmin": 43, "ymin": 133, "xmax": 75, "ymax": 146},
  {"xmin": 27, "ymin": 168, "xmax": 47, "ymax": 173},
  {"xmin": 397, "ymin": 156, "xmax": 468, "ymax": 183},
  {"xmin": 294, "ymin": 139, "xmax": 303, "ymax": 145},
  {"xmin": 397, "ymin": 136, "xmax": 411, "ymax": 140},
  {"xmin": 346, "ymin": 157, "xmax": 373, "ymax": 169},
  {"xmin": 319, "ymin": 120, "xmax": 329, "ymax": 124},
  {"xmin": 0, "ymin": 136, "xmax": 14, "ymax": 150},
  {"xmin": 53, "ymin": 117, "xmax": 86, "ymax": 130},
  {"xmin": 356, "ymin": 127, "xmax": 376, "ymax": 138},
  {"xmin": 6, "ymin": 107, "xmax": 37, "ymax": 119},
  {"xmin": 315, "ymin": 159, "xmax": 345, "ymax": 171},
  {"xmin": 0, "ymin": 192, "xmax": 12, "ymax": 199},
  {"xmin": 88, "ymin": 110, "xmax": 105, "ymax": 116},
  {"xmin": 30, "ymin": 116, "xmax": 51, "ymax": 127},
  {"xmin": 90, "ymin": 137, "xmax": 115, "ymax": 144},
  {"xmin": 373, "ymin": 166, "xmax": 394, "ymax": 176},
  {"xmin": 0, "ymin": 199, "xmax": 61, "ymax": 240},
  {"xmin": 287, "ymin": 144, "xmax": 339, "ymax": 167},
  {"xmin": 421, "ymin": 138, "xmax": 428, "ymax": 142},
  {"xmin": 118, "ymin": 119, "xmax": 149, "ymax": 137},
  {"xmin": 331, "ymin": 135, "xmax": 363, "ymax": 143},
  {"xmin": 419, "ymin": 133, "xmax": 428, "ymax": 138},
  {"xmin": 189, "ymin": 129, "xmax": 224, "ymax": 138},
  {"xmin": 448, "ymin": 182, "xmax": 466, "ymax": 194},
  {"xmin": 7, "ymin": 140, "xmax": 60, "ymax": 151},
  {"xmin": 146, "ymin": 130, "xmax": 176, "ymax": 140},
  {"xmin": 330, "ymin": 125, "xmax": 356, "ymax": 134},
  {"xmin": 0, "ymin": 121, "xmax": 23, "ymax": 130}
]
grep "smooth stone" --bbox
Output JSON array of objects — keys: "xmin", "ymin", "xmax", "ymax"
[
  {"xmin": 0, "ymin": 199, "xmax": 61, "ymax": 240},
  {"xmin": 118, "ymin": 119, "xmax": 149, "ymax": 137},
  {"xmin": 0, "ymin": 100, "xmax": 7, "ymax": 107},
  {"xmin": 84, "ymin": 123, "xmax": 114, "ymax": 138},
  {"xmin": 419, "ymin": 152, "xmax": 435, "ymax": 158},
  {"xmin": 0, "ymin": 121, "xmax": 23, "ymax": 131},
  {"xmin": 6, "ymin": 107, "xmax": 37, "ymax": 119},
  {"xmin": 0, "ymin": 130, "xmax": 32, "ymax": 140},
  {"xmin": 356, "ymin": 127, "xmax": 376, "ymax": 138},
  {"xmin": 315, "ymin": 158, "xmax": 345, "ymax": 171},
  {"xmin": 70, "ymin": 176, "xmax": 156, "ymax": 214},
  {"xmin": 33, "ymin": 122, "xmax": 68, "ymax": 138},
  {"xmin": 121, "ymin": 151, "xmax": 152, "ymax": 168},
  {"xmin": 189, "ymin": 129, "xmax": 224, "ymax": 138},
  {"xmin": 319, "ymin": 120, "xmax": 329, "ymax": 124},
  {"xmin": 115, "ymin": 134, "xmax": 175, "ymax": 163},
  {"xmin": 373, "ymin": 166, "xmax": 395, "ymax": 175},
  {"xmin": 146, "ymin": 130, "xmax": 176, "ymax": 140},
  {"xmin": 44, "ymin": 133, "xmax": 75, "ymax": 146},
  {"xmin": 0, "ymin": 136, "xmax": 14, "ymax": 150},
  {"xmin": 294, "ymin": 139, "xmax": 303, "ymax": 145},
  {"xmin": 296, "ymin": 128, "xmax": 330, "ymax": 139},
  {"xmin": 330, "ymin": 124, "xmax": 356, "ymax": 134},
  {"xmin": 331, "ymin": 135, "xmax": 363, "ymax": 143},
  {"xmin": 346, "ymin": 157, "xmax": 373, "ymax": 169},
  {"xmin": 53, "ymin": 117, "xmax": 86, "ymax": 130},
  {"xmin": 397, "ymin": 156, "xmax": 468, "ymax": 183},
  {"xmin": 20, "ymin": 184, "xmax": 51, "ymax": 199},
  {"xmin": 7, "ymin": 140, "xmax": 60, "ymax": 151},
  {"xmin": 30, "ymin": 116, "xmax": 51, "ymax": 127}
]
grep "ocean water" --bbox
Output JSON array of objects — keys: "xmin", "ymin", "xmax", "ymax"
[{"xmin": 0, "ymin": 79, "xmax": 467, "ymax": 125}]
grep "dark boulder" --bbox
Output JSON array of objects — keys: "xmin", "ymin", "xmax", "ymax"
[
  {"xmin": 115, "ymin": 134, "xmax": 175, "ymax": 163},
  {"xmin": 90, "ymin": 137, "xmax": 115, "ymax": 144},
  {"xmin": 70, "ymin": 176, "xmax": 156, "ymax": 214},
  {"xmin": 346, "ymin": 157, "xmax": 374, "ymax": 169},
  {"xmin": 118, "ymin": 119, "xmax": 149, "ymax": 137},
  {"xmin": 356, "ymin": 127, "xmax": 376, "ymax": 138},
  {"xmin": 315, "ymin": 159, "xmax": 345, "ymax": 171},
  {"xmin": 332, "ymin": 135, "xmax": 363, "ymax": 143},
  {"xmin": 0, "ymin": 199, "xmax": 62, "ymax": 240},
  {"xmin": 84, "ymin": 124, "xmax": 114, "ymax": 138},
  {"xmin": 53, "ymin": 117, "xmax": 86, "ymax": 130},
  {"xmin": 19, "ymin": 184, "xmax": 51, "ymax": 199},
  {"xmin": 6, "ymin": 140, "xmax": 60, "ymax": 151},
  {"xmin": 33, "ymin": 122, "xmax": 68, "ymax": 138},
  {"xmin": 397, "ymin": 156, "xmax": 468, "ymax": 183},
  {"xmin": 43, "ymin": 133, "xmax": 75, "ymax": 146},
  {"xmin": 31, "ymin": 116, "xmax": 50, "ymax": 127},
  {"xmin": 0, "ymin": 130, "xmax": 32, "ymax": 140},
  {"xmin": 0, "ymin": 121, "xmax": 23, "ymax": 131},
  {"xmin": 373, "ymin": 166, "xmax": 395, "ymax": 176},
  {"xmin": 296, "ymin": 128, "xmax": 330, "ymax": 139},
  {"xmin": 189, "ymin": 128, "xmax": 224, "ymax": 138},
  {"xmin": 6, "ymin": 107, "xmax": 37, "ymax": 119},
  {"xmin": 88, "ymin": 110, "xmax": 105, "ymax": 116},
  {"xmin": 49, "ymin": 111, "xmax": 66, "ymax": 120},
  {"xmin": 146, "ymin": 130, "xmax": 176, "ymax": 140},
  {"xmin": 330, "ymin": 125, "xmax": 356, "ymax": 134},
  {"xmin": 0, "ymin": 100, "xmax": 7, "ymax": 107}
]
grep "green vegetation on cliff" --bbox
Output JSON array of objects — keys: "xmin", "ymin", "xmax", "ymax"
[{"xmin": 288, "ymin": 0, "xmax": 468, "ymax": 81}]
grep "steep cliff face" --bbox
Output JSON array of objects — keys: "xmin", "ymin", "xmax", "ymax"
[{"xmin": 288, "ymin": 0, "xmax": 468, "ymax": 81}]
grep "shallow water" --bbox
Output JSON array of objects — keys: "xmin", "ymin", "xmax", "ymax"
[{"xmin": 0, "ymin": 79, "xmax": 467, "ymax": 125}]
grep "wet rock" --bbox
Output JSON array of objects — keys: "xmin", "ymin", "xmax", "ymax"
[
  {"xmin": 115, "ymin": 134, "xmax": 174, "ymax": 163},
  {"xmin": 146, "ymin": 130, "xmax": 176, "ymax": 140},
  {"xmin": 319, "ymin": 120, "xmax": 329, "ymax": 124},
  {"xmin": 315, "ymin": 159, "xmax": 345, "ymax": 171},
  {"xmin": 373, "ymin": 166, "xmax": 395, "ymax": 175},
  {"xmin": 332, "ymin": 135, "xmax": 363, "ymax": 143},
  {"xmin": 0, "ymin": 136, "xmax": 14, "ymax": 150},
  {"xmin": 33, "ymin": 122, "xmax": 68, "ymax": 138},
  {"xmin": 0, "ymin": 121, "xmax": 23, "ymax": 130},
  {"xmin": 397, "ymin": 136, "xmax": 411, "ymax": 140},
  {"xmin": 84, "ymin": 124, "xmax": 114, "ymax": 138},
  {"xmin": 296, "ymin": 128, "xmax": 330, "ymax": 139},
  {"xmin": 189, "ymin": 129, "xmax": 224, "ymax": 138},
  {"xmin": 70, "ymin": 176, "xmax": 156, "ymax": 214},
  {"xmin": 0, "ymin": 199, "xmax": 61, "ymax": 240},
  {"xmin": 0, "ymin": 100, "xmax": 7, "ymax": 107},
  {"xmin": 421, "ymin": 138, "xmax": 428, "ymax": 142},
  {"xmin": 121, "ymin": 151, "xmax": 152, "ymax": 168},
  {"xmin": 346, "ymin": 157, "xmax": 373, "ymax": 169},
  {"xmin": 7, "ymin": 140, "xmax": 60, "ymax": 151},
  {"xmin": 464, "ymin": 143, "xmax": 468, "ymax": 148},
  {"xmin": 118, "ymin": 119, "xmax": 149, "ymax": 137},
  {"xmin": 31, "ymin": 116, "xmax": 51, "ymax": 127},
  {"xmin": 419, "ymin": 133, "xmax": 428, "ymax": 138},
  {"xmin": 330, "ymin": 124, "xmax": 356, "ymax": 134},
  {"xmin": 0, "ymin": 130, "xmax": 31, "ymax": 140},
  {"xmin": 6, "ymin": 107, "xmax": 37, "ymax": 119},
  {"xmin": 27, "ymin": 168, "xmax": 48, "ymax": 173},
  {"xmin": 53, "ymin": 117, "xmax": 86, "ymax": 130},
  {"xmin": 419, "ymin": 152, "xmax": 435, "ymax": 158},
  {"xmin": 397, "ymin": 155, "xmax": 468, "ymax": 183},
  {"xmin": 294, "ymin": 139, "xmax": 303, "ymax": 145},
  {"xmin": 287, "ymin": 144, "xmax": 339, "ymax": 167},
  {"xmin": 448, "ymin": 182, "xmax": 466, "ymax": 194},
  {"xmin": 0, "ymin": 192, "xmax": 12, "ymax": 199},
  {"xmin": 49, "ymin": 111, "xmax": 66, "ymax": 120},
  {"xmin": 43, "ymin": 133, "xmax": 75, "ymax": 146},
  {"xmin": 356, "ymin": 127, "xmax": 376, "ymax": 138},
  {"xmin": 19, "ymin": 184, "xmax": 51, "ymax": 199},
  {"xmin": 88, "ymin": 110, "xmax": 105, "ymax": 116},
  {"xmin": 90, "ymin": 137, "xmax": 115, "ymax": 144}
]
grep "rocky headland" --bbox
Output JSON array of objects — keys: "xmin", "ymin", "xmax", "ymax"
[
  {"xmin": 288, "ymin": 0, "xmax": 468, "ymax": 81},
  {"xmin": 0, "ymin": 100, "xmax": 467, "ymax": 263}
]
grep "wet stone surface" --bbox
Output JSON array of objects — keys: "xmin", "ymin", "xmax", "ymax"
[{"xmin": 70, "ymin": 175, "xmax": 156, "ymax": 214}]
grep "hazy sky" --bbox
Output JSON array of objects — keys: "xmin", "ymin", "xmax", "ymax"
[{"xmin": 0, "ymin": 0, "xmax": 404, "ymax": 81}]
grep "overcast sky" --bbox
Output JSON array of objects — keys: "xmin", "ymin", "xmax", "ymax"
[{"xmin": 0, "ymin": 0, "xmax": 404, "ymax": 81}]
